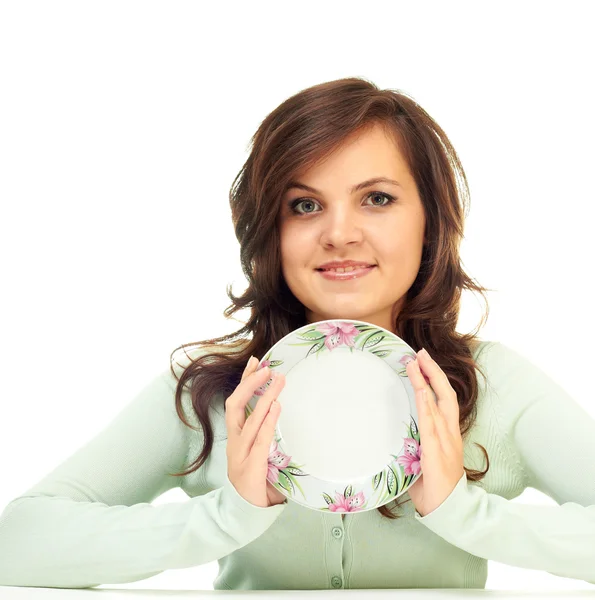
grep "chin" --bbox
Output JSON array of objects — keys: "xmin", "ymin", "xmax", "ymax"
[{"xmin": 311, "ymin": 307, "xmax": 373, "ymax": 322}]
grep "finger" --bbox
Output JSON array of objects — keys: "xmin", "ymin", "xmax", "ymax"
[
  {"xmin": 240, "ymin": 356, "xmax": 257, "ymax": 382},
  {"xmin": 406, "ymin": 357, "xmax": 435, "ymax": 401},
  {"xmin": 424, "ymin": 386, "xmax": 449, "ymax": 437},
  {"xmin": 416, "ymin": 388, "xmax": 441, "ymax": 455},
  {"xmin": 417, "ymin": 351, "xmax": 454, "ymax": 392},
  {"xmin": 416, "ymin": 350, "xmax": 460, "ymax": 438},
  {"xmin": 251, "ymin": 396, "xmax": 282, "ymax": 463},
  {"xmin": 242, "ymin": 372, "xmax": 285, "ymax": 449},
  {"xmin": 416, "ymin": 350, "xmax": 455, "ymax": 403},
  {"xmin": 225, "ymin": 365, "xmax": 272, "ymax": 435},
  {"xmin": 408, "ymin": 360, "xmax": 446, "ymax": 448}
]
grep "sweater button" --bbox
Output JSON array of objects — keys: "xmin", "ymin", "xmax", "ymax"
[
  {"xmin": 331, "ymin": 576, "xmax": 343, "ymax": 588},
  {"xmin": 332, "ymin": 527, "xmax": 343, "ymax": 539}
]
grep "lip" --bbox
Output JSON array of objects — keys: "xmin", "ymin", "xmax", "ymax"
[
  {"xmin": 316, "ymin": 265, "xmax": 376, "ymax": 281},
  {"xmin": 317, "ymin": 260, "xmax": 375, "ymax": 269}
]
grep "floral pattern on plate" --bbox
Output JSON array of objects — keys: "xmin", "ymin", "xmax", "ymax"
[{"xmin": 245, "ymin": 319, "xmax": 422, "ymax": 512}]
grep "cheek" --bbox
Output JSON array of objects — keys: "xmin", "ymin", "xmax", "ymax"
[
  {"xmin": 278, "ymin": 225, "xmax": 293, "ymax": 263},
  {"xmin": 379, "ymin": 221, "xmax": 424, "ymax": 263},
  {"xmin": 280, "ymin": 226, "xmax": 311, "ymax": 265}
]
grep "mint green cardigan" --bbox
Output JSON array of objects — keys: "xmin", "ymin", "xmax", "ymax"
[{"xmin": 1, "ymin": 340, "xmax": 594, "ymax": 590}]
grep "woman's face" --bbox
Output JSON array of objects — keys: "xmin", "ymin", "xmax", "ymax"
[{"xmin": 277, "ymin": 123, "xmax": 426, "ymax": 333}]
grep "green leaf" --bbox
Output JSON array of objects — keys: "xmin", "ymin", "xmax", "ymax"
[
  {"xmin": 306, "ymin": 341, "xmax": 325, "ymax": 357},
  {"xmin": 322, "ymin": 492, "xmax": 334, "ymax": 506},
  {"xmin": 371, "ymin": 349, "xmax": 392, "ymax": 358},
  {"xmin": 354, "ymin": 326, "xmax": 376, "ymax": 334},
  {"xmin": 387, "ymin": 466, "xmax": 396, "ymax": 495},
  {"xmin": 276, "ymin": 471, "xmax": 294, "ymax": 494},
  {"xmin": 373, "ymin": 471, "xmax": 383, "ymax": 490},
  {"xmin": 286, "ymin": 466, "xmax": 308, "ymax": 476},
  {"xmin": 410, "ymin": 419, "xmax": 419, "ymax": 436},
  {"xmin": 296, "ymin": 331, "xmax": 327, "ymax": 341},
  {"xmin": 289, "ymin": 474, "xmax": 307, "ymax": 499},
  {"xmin": 362, "ymin": 331, "xmax": 386, "ymax": 349},
  {"xmin": 344, "ymin": 484, "xmax": 353, "ymax": 498},
  {"xmin": 268, "ymin": 359, "xmax": 284, "ymax": 368}
]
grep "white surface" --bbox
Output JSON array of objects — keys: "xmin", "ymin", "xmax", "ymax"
[
  {"xmin": 1, "ymin": 587, "xmax": 595, "ymax": 599},
  {"xmin": 1, "ymin": 0, "xmax": 594, "ymax": 593},
  {"xmin": 278, "ymin": 340, "xmax": 410, "ymax": 482}
]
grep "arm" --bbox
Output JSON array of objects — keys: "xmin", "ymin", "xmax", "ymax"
[
  {"xmin": 0, "ymin": 357, "xmax": 286, "ymax": 589},
  {"xmin": 413, "ymin": 341, "xmax": 595, "ymax": 584}
]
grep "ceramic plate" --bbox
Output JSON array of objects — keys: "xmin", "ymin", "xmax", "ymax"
[{"xmin": 245, "ymin": 319, "xmax": 422, "ymax": 513}]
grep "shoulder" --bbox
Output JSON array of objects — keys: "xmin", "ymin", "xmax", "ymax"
[
  {"xmin": 469, "ymin": 338, "xmax": 494, "ymax": 360},
  {"xmin": 471, "ymin": 339, "xmax": 532, "ymax": 389},
  {"xmin": 471, "ymin": 339, "xmax": 566, "ymax": 423},
  {"xmin": 472, "ymin": 339, "xmax": 550, "ymax": 385}
]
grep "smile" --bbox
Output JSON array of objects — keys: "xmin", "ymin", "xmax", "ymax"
[{"xmin": 316, "ymin": 265, "xmax": 376, "ymax": 281}]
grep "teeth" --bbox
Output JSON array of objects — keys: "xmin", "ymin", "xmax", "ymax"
[{"xmin": 324, "ymin": 266, "xmax": 364, "ymax": 273}]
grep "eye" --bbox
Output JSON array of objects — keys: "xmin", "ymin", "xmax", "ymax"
[
  {"xmin": 290, "ymin": 198, "xmax": 319, "ymax": 215},
  {"xmin": 289, "ymin": 191, "xmax": 396, "ymax": 215}
]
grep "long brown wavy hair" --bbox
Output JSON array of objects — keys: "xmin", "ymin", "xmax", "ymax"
[{"xmin": 168, "ymin": 76, "xmax": 494, "ymax": 519}]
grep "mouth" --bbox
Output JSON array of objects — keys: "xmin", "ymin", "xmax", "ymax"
[
  {"xmin": 315, "ymin": 265, "xmax": 377, "ymax": 280},
  {"xmin": 315, "ymin": 265, "xmax": 376, "ymax": 273}
]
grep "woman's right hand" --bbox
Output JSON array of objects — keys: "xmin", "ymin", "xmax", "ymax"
[{"xmin": 225, "ymin": 356, "xmax": 287, "ymax": 508}]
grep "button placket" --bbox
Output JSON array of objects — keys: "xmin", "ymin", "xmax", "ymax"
[{"xmin": 324, "ymin": 511, "xmax": 346, "ymax": 589}]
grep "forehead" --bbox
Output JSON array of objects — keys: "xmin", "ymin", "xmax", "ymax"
[{"xmin": 289, "ymin": 124, "xmax": 409, "ymax": 188}]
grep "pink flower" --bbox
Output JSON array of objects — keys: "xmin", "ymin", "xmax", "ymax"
[
  {"xmin": 399, "ymin": 354, "xmax": 416, "ymax": 367},
  {"xmin": 400, "ymin": 352, "xmax": 430, "ymax": 384},
  {"xmin": 328, "ymin": 490, "xmax": 366, "ymax": 512},
  {"xmin": 316, "ymin": 321, "xmax": 359, "ymax": 351},
  {"xmin": 254, "ymin": 360, "xmax": 272, "ymax": 396},
  {"xmin": 397, "ymin": 437, "xmax": 422, "ymax": 476},
  {"xmin": 267, "ymin": 439, "xmax": 292, "ymax": 484}
]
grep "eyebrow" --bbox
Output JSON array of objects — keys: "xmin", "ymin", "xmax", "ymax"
[{"xmin": 285, "ymin": 177, "xmax": 403, "ymax": 195}]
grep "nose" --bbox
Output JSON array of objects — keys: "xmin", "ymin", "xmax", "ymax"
[{"xmin": 319, "ymin": 205, "xmax": 365, "ymax": 248}]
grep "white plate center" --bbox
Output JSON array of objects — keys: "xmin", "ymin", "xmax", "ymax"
[{"xmin": 277, "ymin": 348, "xmax": 410, "ymax": 482}]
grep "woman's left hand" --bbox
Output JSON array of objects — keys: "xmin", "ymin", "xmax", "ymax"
[{"xmin": 405, "ymin": 348, "xmax": 465, "ymax": 518}]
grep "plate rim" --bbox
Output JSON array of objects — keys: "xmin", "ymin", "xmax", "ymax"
[{"xmin": 248, "ymin": 318, "xmax": 422, "ymax": 513}]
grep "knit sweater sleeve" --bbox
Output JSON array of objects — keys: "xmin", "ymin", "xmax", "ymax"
[
  {"xmin": 0, "ymin": 357, "xmax": 286, "ymax": 589},
  {"xmin": 413, "ymin": 341, "xmax": 595, "ymax": 584}
]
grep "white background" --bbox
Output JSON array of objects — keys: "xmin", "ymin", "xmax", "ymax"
[{"xmin": 1, "ymin": 0, "xmax": 594, "ymax": 592}]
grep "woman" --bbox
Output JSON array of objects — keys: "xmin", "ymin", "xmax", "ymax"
[{"xmin": 1, "ymin": 77, "xmax": 594, "ymax": 590}]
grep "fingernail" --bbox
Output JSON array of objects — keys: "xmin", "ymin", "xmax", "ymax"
[{"xmin": 420, "ymin": 348, "xmax": 430, "ymax": 358}]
